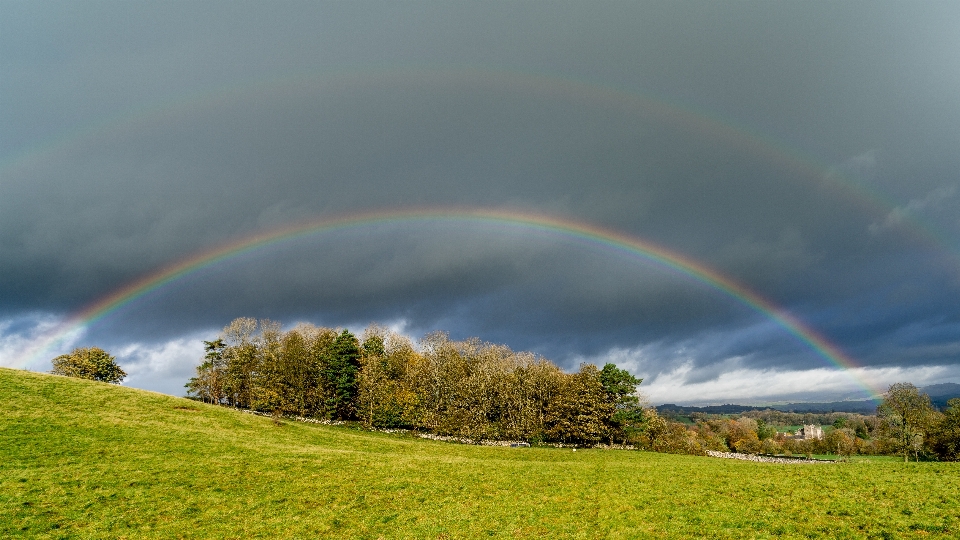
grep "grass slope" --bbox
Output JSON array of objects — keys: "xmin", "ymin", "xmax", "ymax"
[{"xmin": 2, "ymin": 368, "xmax": 957, "ymax": 539}]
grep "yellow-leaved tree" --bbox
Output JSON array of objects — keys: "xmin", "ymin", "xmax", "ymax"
[{"xmin": 51, "ymin": 347, "xmax": 126, "ymax": 384}]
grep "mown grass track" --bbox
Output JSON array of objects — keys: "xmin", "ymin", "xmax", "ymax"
[{"xmin": 2, "ymin": 368, "xmax": 957, "ymax": 539}]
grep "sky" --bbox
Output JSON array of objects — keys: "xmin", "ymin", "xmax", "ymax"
[{"xmin": 2, "ymin": 1, "xmax": 959, "ymax": 404}]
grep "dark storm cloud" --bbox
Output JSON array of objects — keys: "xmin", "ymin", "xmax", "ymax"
[{"xmin": 2, "ymin": 2, "xmax": 959, "ymax": 395}]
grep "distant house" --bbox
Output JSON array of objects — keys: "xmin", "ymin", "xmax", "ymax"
[{"xmin": 795, "ymin": 425, "xmax": 823, "ymax": 440}]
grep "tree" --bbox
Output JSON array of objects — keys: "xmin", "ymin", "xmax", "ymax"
[
  {"xmin": 51, "ymin": 347, "xmax": 126, "ymax": 384},
  {"xmin": 755, "ymin": 419, "xmax": 777, "ymax": 441},
  {"xmin": 639, "ymin": 409, "xmax": 703, "ymax": 455},
  {"xmin": 928, "ymin": 398, "xmax": 960, "ymax": 461},
  {"xmin": 323, "ymin": 329, "xmax": 361, "ymax": 420},
  {"xmin": 544, "ymin": 364, "xmax": 613, "ymax": 445},
  {"xmin": 877, "ymin": 382, "xmax": 936, "ymax": 462},
  {"xmin": 185, "ymin": 339, "xmax": 226, "ymax": 403},
  {"xmin": 358, "ymin": 327, "xmax": 420, "ymax": 429},
  {"xmin": 824, "ymin": 427, "xmax": 858, "ymax": 460},
  {"xmin": 219, "ymin": 317, "xmax": 263, "ymax": 409},
  {"xmin": 253, "ymin": 329, "xmax": 319, "ymax": 417},
  {"xmin": 598, "ymin": 363, "xmax": 644, "ymax": 445}
]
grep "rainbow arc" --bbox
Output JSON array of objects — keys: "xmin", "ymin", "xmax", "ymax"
[{"xmin": 17, "ymin": 207, "xmax": 882, "ymax": 401}]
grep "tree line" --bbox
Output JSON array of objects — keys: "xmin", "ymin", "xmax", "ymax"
[
  {"xmin": 642, "ymin": 383, "xmax": 960, "ymax": 461},
  {"xmin": 49, "ymin": 318, "xmax": 958, "ymax": 460},
  {"xmin": 184, "ymin": 318, "xmax": 645, "ymax": 446},
  {"xmin": 182, "ymin": 318, "xmax": 958, "ymax": 459}
]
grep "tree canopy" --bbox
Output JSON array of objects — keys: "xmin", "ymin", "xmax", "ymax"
[
  {"xmin": 877, "ymin": 382, "xmax": 936, "ymax": 462},
  {"xmin": 183, "ymin": 319, "xmax": 960, "ymax": 461},
  {"xmin": 186, "ymin": 318, "xmax": 652, "ymax": 445},
  {"xmin": 51, "ymin": 347, "xmax": 126, "ymax": 384}
]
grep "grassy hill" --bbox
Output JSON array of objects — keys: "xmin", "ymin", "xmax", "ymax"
[{"xmin": 2, "ymin": 368, "xmax": 957, "ymax": 539}]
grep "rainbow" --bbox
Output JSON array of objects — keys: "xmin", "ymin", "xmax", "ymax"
[{"xmin": 16, "ymin": 207, "xmax": 883, "ymax": 401}]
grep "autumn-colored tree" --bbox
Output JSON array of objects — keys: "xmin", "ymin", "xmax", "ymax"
[
  {"xmin": 358, "ymin": 327, "xmax": 422, "ymax": 428},
  {"xmin": 544, "ymin": 364, "xmax": 613, "ymax": 445},
  {"xmin": 760, "ymin": 437, "xmax": 783, "ymax": 455},
  {"xmin": 185, "ymin": 318, "xmax": 667, "ymax": 450},
  {"xmin": 51, "ymin": 347, "xmax": 126, "ymax": 384},
  {"xmin": 693, "ymin": 419, "xmax": 728, "ymax": 452},
  {"xmin": 417, "ymin": 331, "xmax": 468, "ymax": 434},
  {"xmin": 877, "ymin": 382, "xmax": 936, "ymax": 462},
  {"xmin": 729, "ymin": 418, "xmax": 762, "ymax": 453},
  {"xmin": 637, "ymin": 409, "xmax": 703, "ymax": 455},
  {"xmin": 254, "ymin": 327, "xmax": 320, "ymax": 416},
  {"xmin": 220, "ymin": 317, "xmax": 262, "ymax": 408},
  {"xmin": 824, "ymin": 427, "xmax": 858, "ymax": 460},
  {"xmin": 496, "ymin": 355, "xmax": 563, "ymax": 442}
]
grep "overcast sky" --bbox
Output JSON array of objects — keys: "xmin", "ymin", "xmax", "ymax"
[{"xmin": 2, "ymin": 1, "xmax": 959, "ymax": 404}]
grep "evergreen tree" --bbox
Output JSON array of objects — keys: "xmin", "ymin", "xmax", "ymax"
[
  {"xmin": 185, "ymin": 339, "xmax": 226, "ymax": 403},
  {"xmin": 324, "ymin": 330, "xmax": 361, "ymax": 420},
  {"xmin": 599, "ymin": 363, "xmax": 644, "ymax": 444}
]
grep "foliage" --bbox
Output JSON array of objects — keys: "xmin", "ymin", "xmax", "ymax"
[
  {"xmin": 185, "ymin": 318, "xmax": 651, "ymax": 445},
  {"xmin": 183, "ymin": 319, "xmax": 950, "ymax": 463},
  {"xmin": 323, "ymin": 329, "xmax": 361, "ymax": 419},
  {"xmin": 7, "ymin": 368, "xmax": 959, "ymax": 539},
  {"xmin": 877, "ymin": 382, "xmax": 937, "ymax": 462},
  {"xmin": 357, "ymin": 326, "xmax": 422, "ymax": 429},
  {"xmin": 755, "ymin": 418, "xmax": 777, "ymax": 440},
  {"xmin": 50, "ymin": 347, "xmax": 126, "ymax": 384},
  {"xmin": 824, "ymin": 428, "xmax": 859, "ymax": 460},
  {"xmin": 599, "ymin": 363, "xmax": 645, "ymax": 444},
  {"xmin": 184, "ymin": 338, "xmax": 225, "ymax": 403},
  {"xmin": 638, "ymin": 409, "xmax": 706, "ymax": 455},
  {"xmin": 543, "ymin": 364, "xmax": 613, "ymax": 444},
  {"xmin": 928, "ymin": 398, "xmax": 960, "ymax": 461}
]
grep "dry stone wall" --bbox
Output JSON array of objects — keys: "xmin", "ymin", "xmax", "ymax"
[{"xmin": 706, "ymin": 450, "xmax": 833, "ymax": 464}]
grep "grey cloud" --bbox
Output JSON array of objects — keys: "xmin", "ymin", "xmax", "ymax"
[
  {"xmin": 870, "ymin": 185, "xmax": 958, "ymax": 234},
  {"xmin": 3, "ymin": 1, "xmax": 960, "ymax": 396}
]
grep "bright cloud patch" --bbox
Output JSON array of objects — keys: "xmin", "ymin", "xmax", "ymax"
[
  {"xmin": 115, "ymin": 336, "xmax": 209, "ymax": 396},
  {"xmin": 574, "ymin": 339, "xmax": 960, "ymax": 405},
  {"xmin": 642, "ymin": 363, "xmax": 960, "ymax": 405},
  {"xmin": 0, "ymin": 313, "xmax": 84, "ymax": 371}
]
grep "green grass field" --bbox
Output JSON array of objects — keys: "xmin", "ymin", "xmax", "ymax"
[{"xmin": 2, "ymin": 368, "xmax": 957, "ymax": 539}]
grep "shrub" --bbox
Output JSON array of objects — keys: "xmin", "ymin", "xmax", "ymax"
[{"xmin": 51, "ymin": 347, "xmax": 126, "ymax": 384}]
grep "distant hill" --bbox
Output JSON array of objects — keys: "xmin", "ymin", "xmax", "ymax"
[
  {"xmin": 656, "ymin": 403, "xmax": 771, "ymax": 415},
  {"xmin": 656, "ymin": 383, "xmax": 960, "ymax": 415},
  {"xmin": 655, "ymin": 401, "xmax": 878, "ymax": 415},
  {"xmin": 924, "ymin": 382, "xmax": 960, "ymax": 398},
  {"xmin": 924, "ymin": 382, "xmax": 960, "ymax": 410},
  {"xmin": 770, "ymin": 401, "xmax": 877, "ymax": 414}
]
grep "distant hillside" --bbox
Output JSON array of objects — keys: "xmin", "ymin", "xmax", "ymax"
[
  {"xmin": 925, "ymin": 383, "xmax": 960, "ymax": 409},
  {"xmin": 655, "ymin": 401, "xmax": 878, "ymax": 415},
  {"xmin": 924, "ymin": 383, "xmax": 960, "ymax": 397},
  {"xmin": 656, "ymin": 403, "xmax": 771, "ymax": 415},
  {"xmin": 657, "ymin": 383, "xmax": 960, "ymax": 415},
  {"xmin": 771, "ymin": 401, "xmax": 877, "ymax": 414}
]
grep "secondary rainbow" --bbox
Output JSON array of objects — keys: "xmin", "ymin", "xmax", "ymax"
[
  {"xmin": 4, "ymin": 67, "xmax": 956, "ymax": 272},
  {"xmin": 18, "ymin": 207, "xmax": 882, "ymax": 401}
]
